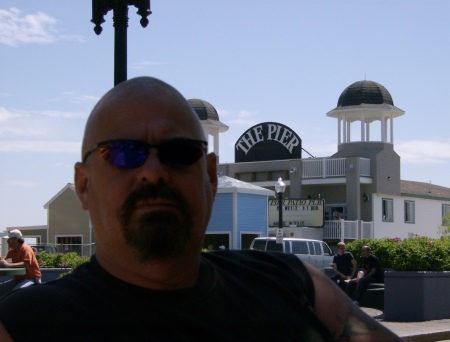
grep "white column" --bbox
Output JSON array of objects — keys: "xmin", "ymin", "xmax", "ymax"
[
  {"xmin": 366, "ymin": 118, "xmax": 370, "ymax": 141},
  {"xmin": 343, "ymin": 116, "xmax": 347, "ymax": 143},
  {"xmin": 360, "ymin": 114, "xmax": 365, "ymax": 142},
  {"xmin": 347, "ymin": 119, "xmax": 351, "ymax": 142},
  {"xmin": 213, "ymin": 131, "xmax": 219, "ymax": 162},
  {"xmin": 381, "ymin": 115, "xmax": 387, "ymax": 142},
  {"xmin": 338, "ymin": 118, "xmax": 342, "ymax": 144},
  {"xmin": 390, "ymin": 115, "xmax": 394, "ymax": 143}
]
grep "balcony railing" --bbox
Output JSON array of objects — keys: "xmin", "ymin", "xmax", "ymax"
[
  {"xmin": 302, "ymin": 157, "xmax": 371, "ymax": 178},
  {"xmin": 323, "ymin": 219, "xmax": 373, "ymax": 240}
]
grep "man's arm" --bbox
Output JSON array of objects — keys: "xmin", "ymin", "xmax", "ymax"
[
  {"xmin": 364, "ymin": 256, "xmax": 379, "ymax": 278},
  {"xmin": 333, "ymin": 262, "xmax": 346, "ymax": 279},
  {"xmin": 0, "ymin": 323, "xmax": 13, "ymax": 342},
  {"xmin": 0, "ymin": 260, "xmax": 30, "ymax": 269},
  {"xmin": 351, "ymin": 258, "xmax": 358, "ymax": 278},
  {"xmin": 304, "ymin": 263, "xmax": 402, "ymax": 341}
]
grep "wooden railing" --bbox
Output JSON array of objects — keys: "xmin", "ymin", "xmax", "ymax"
[
  {"xmin": 302, "ymin": 157, "xmax": 371, "ymax": 178},
  {"xmin": 323, "ymin": 219, "xmax": 373, "ymax": 240}
]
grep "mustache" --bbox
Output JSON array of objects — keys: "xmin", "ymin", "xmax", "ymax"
[{"xmin": 118, "ymin": 183, "xmax": 189, "ymax": 222}]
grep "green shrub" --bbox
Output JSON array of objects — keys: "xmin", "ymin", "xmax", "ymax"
[
  {"xmin": 36, "ymin": 251, "xmax": 90, "ymax": 277},
  {"xmin": 346, "ymin": 236, "xmax": 450, "ymax": 271}
]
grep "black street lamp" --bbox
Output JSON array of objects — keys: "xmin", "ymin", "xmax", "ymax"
[
  {"xmin": 275, "ymin": 177, "xmax": 286, "ymax": 243},
  {"xmin": 91, "ymin": 0, "xmax": 152, "ymax": 86}
]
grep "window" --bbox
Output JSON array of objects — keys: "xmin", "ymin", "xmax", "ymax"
[
  {"xmin": 321, "ymin": 242, "xmax": 333, "ymax": 256},
  {"xmin": 284, "ymin": 240, "xmax": 291, "ymax": 253},
  {"xmin": 266, "ymin": 240, "xmax": 283, "ymax": 252},
  {"xmin": 307, "ymin": 241, "xmax": 315, "ymax": 255},
  {"xmin": 405, "ymin": 200, "xmax": 415, "ymax": 223},
  {"xmin": 313, "ymin": 242, "xmax": 322, "ymax": 255},
  {"xmin": 382, "ymin": 198, "xmax": 394, "ymax": 222},
  {"xmin": 443, "ymin": 204, "xmax": 450, "ymax": 224},
  {"xmin": 251, "ymin": 240, "xmax": 267, "ymax": 251},
  {"xmin": 57, "ymin": 236, "xmax": 82, "ymax": 254},
  {"xmin": 292, "ymin": 241, "xmax": 308, "ymax": 254}
]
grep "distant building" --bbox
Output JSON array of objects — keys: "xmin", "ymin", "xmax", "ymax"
[
  {"xmin": 2, "ymin": 184, "xmax": 93, "ymax": 256},
  {"xmin": 4, "ymin": 80, "xmax": 450, "ymax": 254},
  {"xmin": 205, "ymin": 175, "xmax": 273, "ymax": 250},
  {"xmin": 215, "ymin": 80, "xmax": 450, "ymax": 243}
]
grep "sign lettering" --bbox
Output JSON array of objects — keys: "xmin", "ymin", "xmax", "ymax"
[
  {"xmin": 268, "ymin": 199, "xmax": 324, "ymax": 228},
  {"xmin": 235, "ymin": 122, "xmax": 302, "ymax": 162}
]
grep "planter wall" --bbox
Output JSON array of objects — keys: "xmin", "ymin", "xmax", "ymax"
[
  {"xmin": 384, "ymin": 271, "xmax": 450, "ymax": 322},
  {"xmin": 0, "ymin": 268, "xmax": 70, "ymax": 284}
]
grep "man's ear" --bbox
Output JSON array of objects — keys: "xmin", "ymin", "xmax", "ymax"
[
  {"xmin": 206, "ymin": 153, "xmax": 218, "ymax": 198},
  {"xmin": 74, "ymin": 162, "xmax": 89, "ymax": 210}
]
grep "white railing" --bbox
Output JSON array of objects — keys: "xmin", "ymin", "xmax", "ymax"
[
  {"xmin": 302, "ymin": 157, "xmax": 371, "ymax": 179},
  {"xmin": 323, "ymin": 219, "xmax": 373, "ymax": 241},
  {"xmin": 361, "ymin": 221, "xmax": 374, "ymax": 239}
]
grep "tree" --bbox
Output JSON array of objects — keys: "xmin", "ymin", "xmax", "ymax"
[{"xmin": 437, "ymin": 213, "xmax": 450, "ymax": 236}]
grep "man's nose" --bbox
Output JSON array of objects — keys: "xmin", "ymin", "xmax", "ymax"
[{"xmin": 136, "ymin": 150, "xmax": 170, "ymax": 184}]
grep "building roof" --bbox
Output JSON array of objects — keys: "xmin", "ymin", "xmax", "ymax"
[
  {"xmin": 401, "ymin": 180, "xmax": 450, "ymax": 200},
  {"xmin": 188, "ymin": 98, "xmax": 220, "ymax": 121},
  {"xmin": 43, "ymin": 183, "xmax": 75, "ymax": 209},
  {"xmin": 337, "ymin": 80, "xmax": 394, "ymax": 107},
  {"xmin": 217, "ymin": 175, "xmax": 274, "ymax": 196}
]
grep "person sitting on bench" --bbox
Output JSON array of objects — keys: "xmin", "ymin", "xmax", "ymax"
[
  {"xmin": 346, "ymin": 245, "xmax": 382, "ymax": 306},
  {"xmin": 331, "ymin": 242, "xmax": 357, "ymax": 290}
]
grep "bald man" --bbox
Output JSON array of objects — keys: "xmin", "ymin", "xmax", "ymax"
[{"xmin": 0, "ymin": 77, "xmax": 401, "ymax": 341}]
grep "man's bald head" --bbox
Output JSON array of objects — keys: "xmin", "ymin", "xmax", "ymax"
[{"xmin": 81, "ymin": 76, "xmax": 205, "ymax": 158}]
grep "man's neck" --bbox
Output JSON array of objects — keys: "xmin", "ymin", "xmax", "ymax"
[{"xmin": 95, "ymin": 247, "xmax": 201, "ymax": 290}]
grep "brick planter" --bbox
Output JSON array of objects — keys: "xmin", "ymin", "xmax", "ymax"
[
  {"xmin": 0, "ymin": 268, "xmax": 70, "ymax": 283},
  {"xmin": 384, "ymin": 271, "xmax": 450, "ymax": 322}
]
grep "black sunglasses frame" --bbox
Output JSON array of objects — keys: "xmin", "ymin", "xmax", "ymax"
[{"xmin": 82, "ymin": 138, "xmax": 208, "ymax": 168}]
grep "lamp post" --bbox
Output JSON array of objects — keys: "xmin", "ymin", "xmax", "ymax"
[
  {"xmin": 275, "ymin": 177, "xmax": 286, "ymax": 244},
  {"xmin": 91, "ymin": 0, "xmax": 152, "ymax": 86}
]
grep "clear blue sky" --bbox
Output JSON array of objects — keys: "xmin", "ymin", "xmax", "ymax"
[{"xmin": 1, "ymin": 0, "xmax": 450, "ymax": 229}]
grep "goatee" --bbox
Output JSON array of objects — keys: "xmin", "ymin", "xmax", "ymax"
[{"xmin": 118, "ymin": 183, "xmax": 193, "ymax": 262}]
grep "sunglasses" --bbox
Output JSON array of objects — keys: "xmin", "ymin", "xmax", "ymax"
[{"xmin": 83, "ymin": 138, "xmax": 208, "ymax": 169}]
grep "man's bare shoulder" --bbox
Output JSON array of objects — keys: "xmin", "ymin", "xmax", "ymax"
[
  {"xmin": 0, "ymin": 322, "xmax": 13, "ymax": 342},
  {"xmin": 304, "ymin": 263, "xmax": 402, "ymax": 341}
]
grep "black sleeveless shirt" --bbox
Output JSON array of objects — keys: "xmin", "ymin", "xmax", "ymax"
[{"xmin": 0, "ymin": 250, "xmax": 333, "ymax": 341}]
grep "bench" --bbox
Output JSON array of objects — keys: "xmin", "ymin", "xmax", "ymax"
[
  {"xmin": 360, "ymin": 278, "xmax": 386, "ymax": 311},
  {"xmin": 323, "ymin": 267, "xmax": 386, "ymax": 310}
]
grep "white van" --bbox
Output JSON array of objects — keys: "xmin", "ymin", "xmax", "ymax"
[{"xmin": 249, "ymin": 237, "xmax": 333, "ymax": 270}]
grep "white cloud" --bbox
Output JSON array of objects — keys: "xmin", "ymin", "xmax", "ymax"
[
  {"xmin": 61, "ymin": 92, "xmax": 99, "ymax": 104},
  {"xmin": 0, "ymin": 107, "xmax": 18, "ymax": 122},
  {"xmin": 5, "ymin": 180, "xmax": 39, "ymax": 188},
  {"xmin": 217, "ymin": 109, "xmax": 230, "ymax": 117},
  {"xmin": 0, "ymin": 125, "xmax": 47, "ymax": 137},
  {"xmin": 0, "ymin": 8, "xmax": 82, "ymax": 46},
  {"xmin": 131, "ymin": 60, "xmax": 164, "ymax": 69},
  {"xmin": 36, "ymin": 110, "xmax": 87, "ymax": 119},
  {"xmin": 396, "ymin": 140, "xmax": 450, "ymax": 164},
  {"xmin": 0, "ymin": 108, "xmax": 87, "ymax": 137},
  {"xmin": 0, "ymin": 140, "xmax": 80, "ymax": 153},
  {"xmin": 228, "ymin": 110, "xmax": 259, "ymax": 126},
  {"xmin": 0, "ymin": 8, "xmax": 58, "ymax": 46}
]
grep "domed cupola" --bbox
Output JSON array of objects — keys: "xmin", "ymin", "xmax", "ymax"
[
  {"xmin": 188, "ymin": 98, "xmax": 221, "ymax": 121},
  {"xmin": 337, "ymin": 80, "xmax": 394, "ymax": 107},
  {"xmin": 188, "ymin": 98, "xmax": 229, "ymax": 162},
  {"xmin": 327, "ymin": 80, "xmax": 404, "ymax": 145}
]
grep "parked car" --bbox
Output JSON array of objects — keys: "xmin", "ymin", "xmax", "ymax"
[{"xmin": 249, "ymin": 237, "xmax": 333, "ymax": 270}]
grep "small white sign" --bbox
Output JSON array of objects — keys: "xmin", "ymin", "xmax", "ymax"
[{"xmin": 276, "ymin": 228, "xmax": 283, "ymax": 244}]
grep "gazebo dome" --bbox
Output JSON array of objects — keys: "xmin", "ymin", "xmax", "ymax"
[
  {"xmin": 188, "ymin": 98, "xmax": 220, "ymax": 121},
  {"xmin": 337, "ymin": 80, "xmax": 394, "ymax": 107}
]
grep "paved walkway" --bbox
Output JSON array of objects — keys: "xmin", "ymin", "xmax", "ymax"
[{"xmin": 361, "ymin": 307, "xmax": 450, "ymax": 341}]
